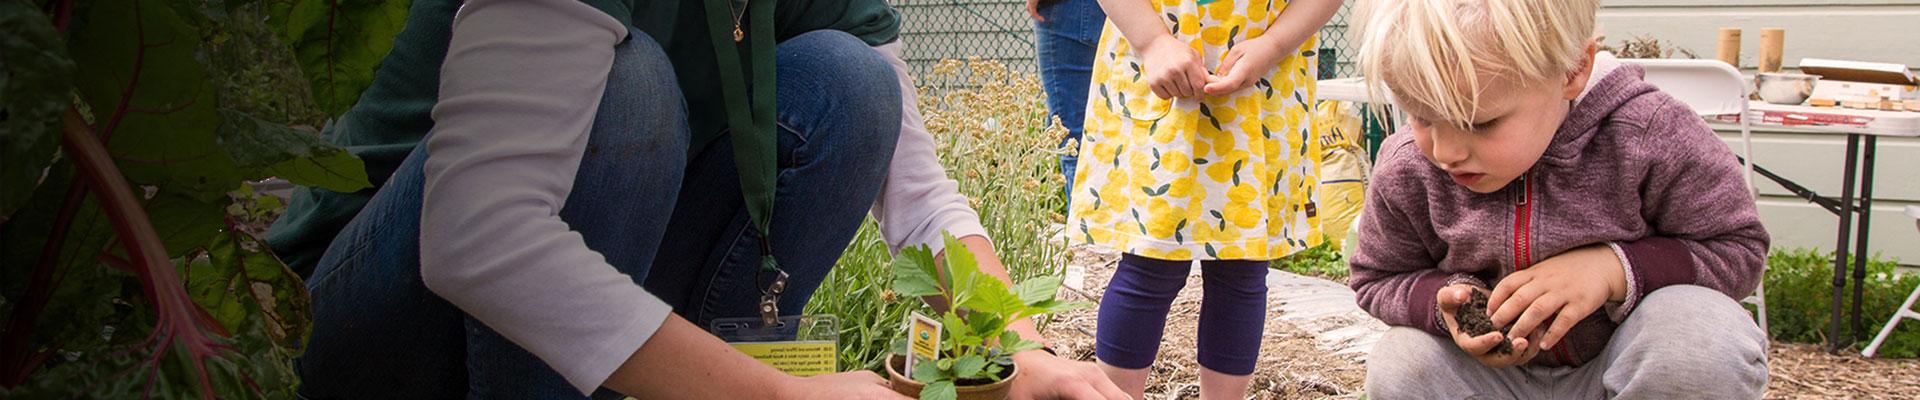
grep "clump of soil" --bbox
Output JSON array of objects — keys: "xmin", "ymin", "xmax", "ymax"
[{"xmin": 1453, "ymin": 289, "xmax": 1514, "ymax": 354}]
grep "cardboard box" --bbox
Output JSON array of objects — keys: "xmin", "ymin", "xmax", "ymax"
[{"xmin": 1800, "ymin": 58, "xmax": 1919, "ymax": 101}]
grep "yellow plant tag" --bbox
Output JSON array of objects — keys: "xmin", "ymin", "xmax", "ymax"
[
  {"xmin": 711, "ymin": 315, "xmax": 840, "ymax": 377},
  {"xmin": 731, "ymin": 341, "xmax": 838, "ymax": 377},
  {"xmin": 906, "ymin": 312, "xmax": 942, "ymax": 372}
]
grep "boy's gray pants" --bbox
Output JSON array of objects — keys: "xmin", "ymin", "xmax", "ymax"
[{"xmin": 1365, "ymin": 285, "xmax": 1769, "ymax": 399}]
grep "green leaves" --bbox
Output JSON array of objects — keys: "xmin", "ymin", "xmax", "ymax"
[
  {"xmin": 1, "ymin": 0, "xmax": 378, "ymax": 396},
  {"xmin": 267, "ymin": 0, "xmax": 412, "ymax": 116},
  {"xmin": 1015, "ymin": 275, "xmax": 1064, "ymax": 306},
  {"xmin": 921, "ymin": 380, "xmax": 957, "ymax": 400},
  {"xmin": 197, "ymin": 229, "xmax": 313, "ymax": 348},
  {"xmin": 68, "ymin": 0, "xmax": 236, "ymax": 200},
  {"xmin": 952, "ymin": 355, "xmax": 986, "ymax": 378},
  {"xmin": 890, "ymin": 245, "xmax": 944, "ymax": 298},
  {"xmin": 216, "ymin": 109, "xmax": 369, "ymax": 192},
  {"xmin": 0, "ymin": 0, "xmax": 75, "ymax": 218},
  {"xmin": 941, "ymin": 235, "xmax": 984, "ymax": 305}
]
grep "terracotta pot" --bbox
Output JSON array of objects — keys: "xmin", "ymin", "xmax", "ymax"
[{"xmin": 884, "ymin": 354, "xmax": 1018, "ymax": 400}]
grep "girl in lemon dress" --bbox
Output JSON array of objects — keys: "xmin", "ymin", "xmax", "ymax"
[{"xmin": 1069, "ymin": 0, "xmax": 1342, "ymax": 397}]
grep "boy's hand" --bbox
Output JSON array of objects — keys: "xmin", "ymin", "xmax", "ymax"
[
  {"xmin": 1487, "ymin": 244, "xmax": 1628, "ymax": 351},
  {"xmin": 1139, "ymin": 37, "xmax": 1210, "ymax": 99},
  {"xmin": 1437, "ymin": 284, "xmax": 1539, "ymax": 368},
  {"xmin": 1203, "ymin": 35, "xmax": 1289, "ymax": 96}
]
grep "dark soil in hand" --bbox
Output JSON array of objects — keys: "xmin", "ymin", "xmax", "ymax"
[{"xmin": 1454, "ymin": 289, "xmax": 1514, "ymax": 355}]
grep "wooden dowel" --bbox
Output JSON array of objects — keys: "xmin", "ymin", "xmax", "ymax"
[
  {"xmin": 1717, "ymin": 27, "xmax": 1742, "ymax": 68},
  {"xmin": 1760, "ymin": 28, "xmax": 1785, "ymax": 73}
]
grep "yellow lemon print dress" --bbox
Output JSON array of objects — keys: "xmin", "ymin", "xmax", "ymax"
[{"xmin": 1068, "ymin": 0, "xmax": 1321, "ymax": 261}]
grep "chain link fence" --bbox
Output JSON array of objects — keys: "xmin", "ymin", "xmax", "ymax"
[{"xmin": 889, "ymin": 0, "xmax": 1359, "ymax": 85}]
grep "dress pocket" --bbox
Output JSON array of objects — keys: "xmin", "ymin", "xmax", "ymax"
[{"xmin": 1099, "ymin": 76, "xmax": 1180, "ymax": 122}]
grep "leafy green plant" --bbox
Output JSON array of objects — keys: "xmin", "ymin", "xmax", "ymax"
[
  {"xmin": 0, "ymin": 0, "xmax": 399, "ymax": 397},
  {"xmin": 888, "ymin": 234, "xmax": 1088, "ymax": 400},
  {"xmin": 1757, "ymin": 248, "xmax": 1920, "ymax": 358}
]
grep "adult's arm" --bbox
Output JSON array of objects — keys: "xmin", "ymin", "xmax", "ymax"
[
  {"xmin": 868, "ymin": 41, "xmax": 991, "ymax": 256},
  {"xmin": 419, "ymin": 0, "xmax": 661, "ymax": 394}
]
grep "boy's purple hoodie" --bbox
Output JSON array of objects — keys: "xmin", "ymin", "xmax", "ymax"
[{"xmin": 1348, "ymin": 63, "xmax": 1770, "ymax": 367}]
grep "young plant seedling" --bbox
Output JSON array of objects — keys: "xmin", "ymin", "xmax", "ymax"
[{"xmin": 888, "ymin": 234, "xmax": 1091, "ymax": 400}]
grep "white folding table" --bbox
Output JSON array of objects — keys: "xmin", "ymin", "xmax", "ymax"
[{"xmin": 1714, "ymin": 102, "xmax": 1920, "ymax": 351}]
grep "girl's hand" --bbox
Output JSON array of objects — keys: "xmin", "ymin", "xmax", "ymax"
[
  {"xmin": 1487, "ymin": 244, "xmax": 1628, "ymax": 351},
  {"xmin": 1203, "ymin": 34, "xmax": 1291, "ymax": 96},
  {"xmin": 1139, "ymin": 37, "xmax": 1210, "ymax": 99},
  {"xmin": 1438, "ymin": 284, "xmax": 1540, "ymax": 368}
]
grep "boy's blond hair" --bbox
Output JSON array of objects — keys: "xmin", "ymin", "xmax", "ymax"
[{"xmin": 1355, "ymin": 0, "xmax": 1599, "ymax": 130}]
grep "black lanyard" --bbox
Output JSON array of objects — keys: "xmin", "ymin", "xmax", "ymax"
[{"xmin": 701, "ymin": 0, "xmax": 785, "ymax": 325}]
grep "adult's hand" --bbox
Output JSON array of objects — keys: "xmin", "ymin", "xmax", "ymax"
[
  {"xmin": 1026, "ymin": 0, "xmax": 1047, "ymax": 21},
  {"xmin": 777, "ymin": 371, "xmax": 909, "ymax": 400},
  {"xmin": 1009, "ymin": 350, "xmax": 1131, "ymax": 400}
]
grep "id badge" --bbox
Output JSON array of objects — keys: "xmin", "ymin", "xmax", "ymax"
[{"xmin": 711, "ymin": 315, "xmax": 839, "ymax": 377}]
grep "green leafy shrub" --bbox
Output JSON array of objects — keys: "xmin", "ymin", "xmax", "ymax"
[{"xmin": 1759, "ymin": 248, "xmax": 1920, "ymax": 358}]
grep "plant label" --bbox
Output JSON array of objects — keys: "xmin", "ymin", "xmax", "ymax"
[
  {"xmin": 712, "ymin": 315, "xmax": 840, "ymax": 377},
  {"xmin": 730, "ymin": 342, "xmax": 837, "ymax": 377},
  {"xmin": 1064, "ymin": 263, "xmax": 1087, "ymax": 291},
  {"xmin": 905, "ymin": 312, "xmax": 942, "ymax": 372}
]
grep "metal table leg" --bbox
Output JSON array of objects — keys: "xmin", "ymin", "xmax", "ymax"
[
  {"xmin": 1851, "ymin": 135, "xmax": 1877, "ymax": 344},
  {"xmin": 1829, "ymin": 134, "xmax": 1861, "ymax": 352}
]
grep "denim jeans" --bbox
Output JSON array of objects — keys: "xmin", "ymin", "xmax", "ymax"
[
  {"xmin": 293, "ymin": 29, "xmax": 901, "ymax": 399},
  {"xmin": 1034, "ymin": 0, "xmax": 1105, "ymax": 198}
]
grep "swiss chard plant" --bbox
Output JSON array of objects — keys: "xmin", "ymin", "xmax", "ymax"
[
  {"xmin": 0, "ymin": 0, "xmax": 407, "ymax": 397},
  {"xmin": 889, "ymin": 234, "xmax": 1089, "ymax": 400}
]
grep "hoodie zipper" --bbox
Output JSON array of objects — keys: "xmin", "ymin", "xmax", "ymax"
[
  {"xmin": 1513, "ymin": 172, "xmax": 1578, "ymax": 365},
  {"xmin": 1512, "ymin": 172, "xmax": 1533, "ymax": 272}
]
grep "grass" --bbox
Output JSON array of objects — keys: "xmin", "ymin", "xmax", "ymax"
[{"xmin": 804, "ymin": 59, "xmax": 1073, "ymax": 372}]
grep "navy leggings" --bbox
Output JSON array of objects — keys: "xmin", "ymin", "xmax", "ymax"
[{"xmin": 1096, "ymin": 253, "xmax": 1270, "ymax": 375}]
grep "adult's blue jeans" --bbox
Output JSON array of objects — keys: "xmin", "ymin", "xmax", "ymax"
[
  {"xmin": 1034, "ymin": 0, "xmax": 1105, "ymax": 198},
  {"xmin": 292, "ymin": 30, "xmax": 901, "ymax": 399}
]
